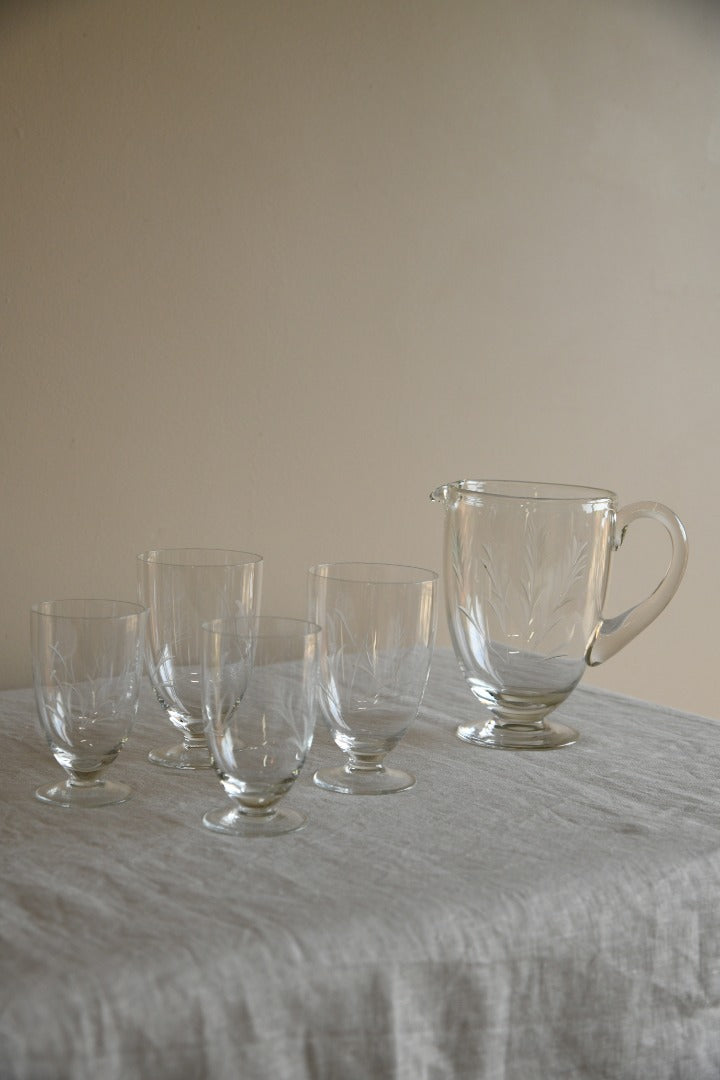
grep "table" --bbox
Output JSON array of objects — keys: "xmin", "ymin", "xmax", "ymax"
[{"xmin": 2, "ymin": 649, "xmax": 720, "ymax": 1080}]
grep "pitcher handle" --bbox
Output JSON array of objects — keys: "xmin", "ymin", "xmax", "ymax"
[{"xmin": 586, "ymin": 501, "xmax": 688, "ymax": 667}]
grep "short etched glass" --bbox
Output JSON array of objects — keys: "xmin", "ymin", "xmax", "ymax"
[
  {"xmin": 31, "ymin": 598, "xmax": 147, "ymax": 807},
  {"xmin": 202, "ymin": 616, "xmax": 321, "ymax": 837}
]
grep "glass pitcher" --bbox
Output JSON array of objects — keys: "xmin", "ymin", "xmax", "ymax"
[{"xmin": 430, "ymin": 480, "xmax": 688, "ymax": 749}]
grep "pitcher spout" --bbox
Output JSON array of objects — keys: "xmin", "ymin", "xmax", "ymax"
[{"xmin": 429, "ymin": 482, "xmax": 456, "ymax": 506}]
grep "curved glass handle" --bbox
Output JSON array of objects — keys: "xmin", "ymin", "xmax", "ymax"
[{"xmin": 586, "ymin": 501, "xmax": 688, "ymax": 667}]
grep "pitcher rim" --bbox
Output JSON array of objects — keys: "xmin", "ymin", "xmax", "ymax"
[{"xmin": 430, "ymin": 479, "xmax": 616, "ymax": 504}]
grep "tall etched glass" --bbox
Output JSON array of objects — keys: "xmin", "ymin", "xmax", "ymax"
[
  {"xmin": 138, "ymin": 548, "xmax": 262, "ymax": 770},
  {"xmin": 308, "ymin": 562, "xmax": 437, "ymax": 795}
]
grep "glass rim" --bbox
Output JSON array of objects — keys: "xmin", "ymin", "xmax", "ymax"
[
  {"xmin": 431, "ymin": 479, "xmax": 617, "ymax": 504},
  {"xmin": 202, "ymin": 616, "xmax": 322, "ymax": 639},
  {"xmin": 308, "ymin": 561, "xmax": 438, "ymax": 585},
  {"xmin": 137, "ymin": 547, "xmax": 263, "ymax": 567},
  {"xmin": 31, "ymin": 598, "xmax": 147, "ymax": 620}
]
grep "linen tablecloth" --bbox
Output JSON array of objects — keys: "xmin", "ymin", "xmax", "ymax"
[{"xmin": 2, "ymin": 649, "xmax": 720, "ymax": 1079}]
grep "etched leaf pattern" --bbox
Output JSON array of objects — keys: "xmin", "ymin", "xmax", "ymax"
[
  {"xmin": 40, "ymin": 637, "xmax": 140, "ymax": 760},
  {"xmin": 324, "ymin": 603, "xmax": 409, "ymax": 705},
  {"xmin": 49, "ymin": 641, "xmax": 119, "ymax": 722},
  {"xmin": 145, "ymin": 587, "xmax": 253, "ymax": 719},
  {"xmin": 314, "ymin": 588, "xmax": 431, "ymax": 734},
  {"xmin": 452, "ymin": 508, "xmax": 590, "ymax": 656}
]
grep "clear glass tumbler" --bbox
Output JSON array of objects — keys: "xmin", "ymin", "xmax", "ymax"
[
  {"xmin": 31, "ymin": 598, "xmax": 147, "ymax": 807},
  {"xmin": 308, "ymin": 562, "xmax": 438, "ymax": 795},
  {"xmin": 201, "ymin": 616, "xmax": 321, "ymax": 837},
  {"xmin": 138, "ymin": 548, "xmax": 262, "ymax": 770}
]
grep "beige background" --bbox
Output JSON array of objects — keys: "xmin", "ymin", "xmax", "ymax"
[{"xmin": 1, "ymin": 0, "xmax": 718, "ymax": 717}]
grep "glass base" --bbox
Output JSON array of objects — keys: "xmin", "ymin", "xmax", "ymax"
[
  {"xmin": 148, "ymin": 742, "xmax": 212, "ymax": 770},
  {"xmin": 35, "ymin": 778, "xmax": 132, "ymax": 808},
  {"xmin": 202, "ymin": 804, "xmax": 306, "ymax": 837},
  {"xmin": 313, "ymin": 764, "xmax": 416, "ymax": 795},
  {"xmin": 456, "ymin": 718, "xmax": 578, "ymax": 750}
]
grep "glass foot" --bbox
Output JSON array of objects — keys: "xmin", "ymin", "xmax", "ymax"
[
  {"xmin": 35, "ymin": 778, "xmax": 132, "ymax": 808},
  {"xmin": 202, "ymin": 805, "xmax": 306, "ymax": 837},
  {"xmin": 456, "ymin": 718, "xmax": 578, "ymax": 750},
  {"xmin": 313, "ymin": 764, "xmax": 416, "ymax": 795},
  {"xmin": 148, "ymin": 742, "xmax": 212, "ymax": 770}
]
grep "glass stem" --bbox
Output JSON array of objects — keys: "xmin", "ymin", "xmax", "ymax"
[
  {"xmin": 233, "ymin": 802, "xmax": 277, "ymax": 820},
  {"xmin": 68, "ymin": 772, "xmax": 104, "ymax": 787},
  {"xmin": 346, "ymin": 752, "xmax": 386, "ymax": 773},
  {"xmin": 183, "ymin": 731, "xmax": 208, "ymax": 750}
]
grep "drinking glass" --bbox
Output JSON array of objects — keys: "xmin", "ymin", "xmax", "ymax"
[
  {"xmin": 431, "ymin": 479, "xmax": 688, "ymax": 749},
  {"xmin": 31, "ymin": 599, "xmax": 147, "ymax": 807},
  {"xmin": 138, "ymin": 548, "xmax": 262, "ymax": 770},
  {"xmin": 308, "ymin": 562, "xmax": 438, "ymax": 795},
  {"xmin": 201, "ymin": 616, "xmax": 321, "ymax": 837}
]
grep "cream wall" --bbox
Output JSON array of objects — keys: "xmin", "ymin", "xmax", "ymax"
[{"xmin": 2, "ymin": 0, "xmax": 718, "ymax": 717}]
